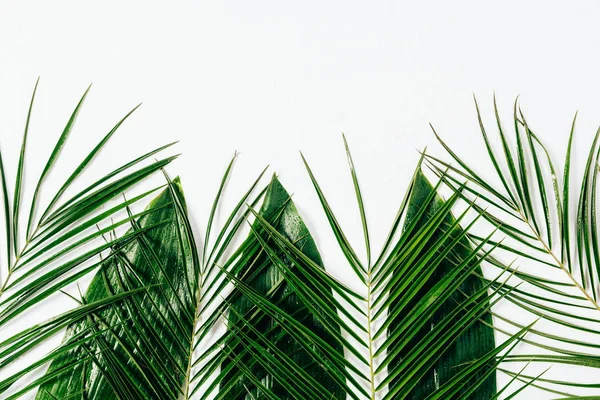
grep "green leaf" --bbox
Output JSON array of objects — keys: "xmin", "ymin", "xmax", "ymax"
[
  {"xmin": 25, "ymin": 84, "xmax": 91, "ymax": 240},
  {"xmin": 388, "ymin": 170, "xmax": 496, "ymax": 399},
  {"xmin": 218, "ymin": 175, "xmax": 345, "ymax": 400},
  {"xmin": 12, "ymin": 78, "xmax": 39, "ymax": 255},
  {"xmin": 35, "ymin": 178, "xmax": 195, "ymax": 400},
  {"xmin": 426, "ymin": 98, "xmax": 600, "ymax": 395}
]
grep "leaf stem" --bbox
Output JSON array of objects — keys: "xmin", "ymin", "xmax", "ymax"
[
  {"xmin": 183, "ymin": 253, "xmax": 206, "ymax": 398},
  {"xmin": 366, "ymin": 275, "xmax": 376, "ymax": 399},
  {"xmin": 0, "ymin": 228, "xmax": 36, "ymax": 299},
  {"xmin": 518, "ymin": 210, "xmax": 600, "ymax": 313}
]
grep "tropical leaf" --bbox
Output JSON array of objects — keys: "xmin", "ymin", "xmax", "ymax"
[
  {"xmin": 425, "ymin": 96, "xmax": 600, "ymax": 397},
  {"xmin": 29, "ymin": 151, "xmax": 512, "ymax": 399},
  {"xmin": 0, "ymin": 82, "xmax": 554, "ymax": 399},
  {"xmin": 35, "ymin": 178, "xmax": 194, "ymax": 400},
  {"xmin": 217, "ymin": 175, "xmax": 346, "ymax": 399},
  {"xmin": 387, "ymin": 169, "xmax": 496, "ymax": 399},
  {"xmin": 243, "ymin": 138, "xmax": 522, "ymax": 400},
  {"xmin": 17, "ymin": 152, "xmax": 270, "ymax": 399},
  {"xmin": 0, "ymin": 81, "xmax": 177, "ymax": 396}
]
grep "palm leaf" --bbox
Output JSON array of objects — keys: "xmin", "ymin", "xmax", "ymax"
[
  {"xmin": 253, "ymin": 142, "xmax": 521, "ymax": 399},
  {"xmin": 35, "ymin": 178, "xmax": 194, "ymax": 399},
  {"xmin": 387, "ymin": 169, "xmax": 496, "ymax": 399},
  {"xmin": 0, "ymin": 83, "xmax": 550, "ymax": 399},
  {"xmin": 23, "ymin": 152, "xmax": 270, "ymax": 399},
  {"xmin": 216, "ymin": 175, "xmax": 346, "ymax": 399},
  {"xmin": 33, "ymin": 156, "xmax": 508, "ymax": 400},
  {"xmin": 0, "ymin": 82, "xmax": 177, "ymax": 396},
  {"xmin": 426, "ymin": 96, "xmax": 600, "ymax": 396}
]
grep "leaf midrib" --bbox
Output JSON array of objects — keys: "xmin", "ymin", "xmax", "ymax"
[
  {"xmin": 182, "ymin": 273, "xmax": 204, "ymax": 399},
  {"xmin": 516, "ymin": 208, "xmax": 600, "ymax": 313},
  {"xmin": 366, "ymin": 271, "xmax": 377, "ymax": 400}
]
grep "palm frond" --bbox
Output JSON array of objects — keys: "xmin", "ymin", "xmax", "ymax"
[
  {"xmin": 18, "ymin": 153, "xmax": 268, "ymax": 399},
  {"xmin": 0, "ymin": 82, "xmax": 177, "ymax": 396},
  {"xmin": 0, "ymin": 83, "xmax": 555, "ymax": 399},
  {"xmin": 35, "ymin": 178, "xmax": 194, "ymax": 400},
  {"xmin": 49, "ymin": 139, "xmax": 526, "ymax": 400},
  {"xmin": 250, "ymin": 141, "xmax": 523, "ymax": 399},
  {"xmin": 426, "ymin": 96, "xmax": 600, "ymax": 396}
]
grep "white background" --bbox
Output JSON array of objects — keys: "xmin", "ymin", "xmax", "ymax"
[{"xmin": 1, "ymin": 1, "xmax": 600, "ymax": 398}]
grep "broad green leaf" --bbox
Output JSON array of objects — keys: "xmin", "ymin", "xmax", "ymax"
[
  {"xmin": 219, "ymin": 175, "xmax": 345, "ymax": 400},
  {"xmin": 36, "ymin": 178, "xmax": 195, "ymax": 400},
  {"xmin": 388, "ymin": 170, "xmax": 496, "ymax": 399}
]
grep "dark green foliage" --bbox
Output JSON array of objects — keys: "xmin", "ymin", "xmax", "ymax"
[
  {"xmin": 219, "ymin": 175, "xmax": 345, "ymax": 399},
  {"xmin": 37, "ymin": 179, "xmax": 195, "ymax": 399},
  {"xmin": 388, "ymin": 171, "xmax": 496, "ymax": 399}
]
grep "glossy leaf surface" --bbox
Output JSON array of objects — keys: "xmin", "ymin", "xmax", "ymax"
[
  {"xmin": 388, "ymin": 170, "xmax": 496, "ymax": 399},
  {"xmin": 36, "ymin": 179, "xmax": 195, "ymax": 399},
  {"xmin": 219, "ymin": 175, "xmax": 345, "ymax": 399}
]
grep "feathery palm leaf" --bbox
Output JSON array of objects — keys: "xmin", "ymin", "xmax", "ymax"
[
  {"xmin": 425, "ymin": 96, "xmax": 600, "ymax": 396},
  {"xmin": 0, "ymin": 84, "xmax": 545, "ymax": 399},
  {"xmin": 36, "ymin": 177, "xmax": 193, "ymax": 400},
  {"xmin": 28, "ymin": 148, "xmax": 519, "ymax": 399},
  {"xmin": 235, "ymin": 139, "xmax": 527, "ymax": 399},
  {"xmin": 0, "ymin": 81, "xmax": 177, "ymax": 396},
  {"xmin": 24, "ymin": 154, "xmax": 269, "ymax": 399}
]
